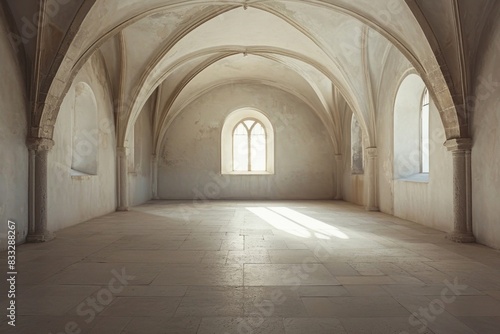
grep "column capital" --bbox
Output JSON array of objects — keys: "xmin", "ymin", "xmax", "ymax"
[
  {"xmin": 26, "ymin": 137, "xmax": 54, "ymax": 152},
  {"xmin": 116, "ymin": 146, "xmax": 129, "ymax": 157},
  {"xmin": 445, "ymin": 138, "xmax": 472, "ymax": 152},
  {"xmin": 365, "ymin": 147, "xmax": 378, "ymax": 158}
]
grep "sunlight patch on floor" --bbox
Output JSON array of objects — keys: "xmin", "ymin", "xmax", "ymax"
[{"xmin": 246, "ymin": 207, "xmax": 349, "ymax": 240}]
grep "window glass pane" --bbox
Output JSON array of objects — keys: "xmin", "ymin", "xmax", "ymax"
[
  {"xmin": 233, "ymin": 123, "xmax": 249, "ymax": 171},
  {"xmin": 251, "ymin": 123, "xmax": 266, "ymax": 171},
  {"xmin": 351, "ymin": 115, "xmax": 364, "ymax": 174},
  {"xmin": 421, "ymin": 89, "xmax": 430, "ymax": 173},
  {"xmin": 422, "ymin": 88, "xmax": 430, "ymax": 106},
  {"xmin": 234, "ymin": 123, "xmax": 247, "ymax": 135}
]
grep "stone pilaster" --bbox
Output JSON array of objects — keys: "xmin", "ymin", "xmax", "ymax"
[
  {"xmin": 365, "ymin": 147, "xmax": 379, "ymax": 211},
  {"xmin": 152, "ymin": 155, "xmax": 160, "ymax": 200},
  {"xmin": 117, "ymin": 147, "xmax": 129, "ymax": 211},
  {"xmin": 334, "ymin": 154, "xmax": 343, "ymax": 200},
  {"xmin": 445, "ymin": 138, "xmax": 475, "ymax": 243},
  {"xmin": 26, "ymin": 138, "xmax": 55, "ymax": 243}
]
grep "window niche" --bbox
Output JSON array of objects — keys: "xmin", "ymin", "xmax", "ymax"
[
  {"xmin": 221, "ymin": 108, "xmax": 274, "ymax": 175},
  {"xmin": 351, "ymin": 114, "xmax": 364, "ymax": 174},
  {"xmin": 71, "ymin": 82, "xmax": 98, "ymax": 176},
  {"xmin": 127, "ymin": 119, "xmax": 142, "ymax": 174},
  {"xmin": 394, "ymin": 73, "xmax": 431, "ymax": 181},
  {"xmin": 421, "ymin": 88, "xmax": 430, "ymax": 174}
]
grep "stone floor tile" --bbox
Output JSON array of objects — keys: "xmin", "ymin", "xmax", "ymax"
[
  {"xmin": 284, "ymin": 318, "xmax": 347, "ymax": 334},
  {"xmin": 302, "ymin": 296, "xmax": 410, "ymax": 318},
  {"xmin": 227, "ymin": 250, "xmax": 271, "ymax": 264},
  {"xmin": 152, "ymin": 264, "xmax": 243, "ymax": 286},
  {"xmin": 344, "ymin": 284, "xmax": 391, "ymax": 296},
  {"xmin": 101, "ymin": 297, "xmax": 182, "ymax": 317},
  {"xmin": 175, "ymin": 286, "xmax": 244, "ymax": 317},
  {"xmin": 244, "ymin": 264, "xmax": 339, "ymax": 286},
  {"xmin": 336, "ymin": 275, "xmax": 398, "ymax": 285},
  {"xmin": 123, "ymin": 316, "xmax": 201, "ymax": 334},
  {"xmin": 458, "ymin": 316, "xmax": 500, "ymax": 334},
  {"xmin": 268, "ymin": 249, "xmax": 319, "ymax": 264},
  {"xmin": 244, "ymin": 287, "xmax": 308, "ymax": 317},
  {"xmin": 3, "ymin": 200, "xmax": 500, "ymax": 333},
  {"xmin": 87, "ymin": 317, "xmax": 131, "ymax": 334},
  {"xmin": 197, "ymin": 317, "xmax": 285, "ymax": 334},
  {"xmin": 339, "ymin": 317, "xmax": 434, "ymax": 334},
  {"xmin": 117, "ymin": 285, "xmax": 187, "ymax": 297},
  {"xmin": 443, "ymin": 296, "xmax": 500, "ymax": 317},
  {"xmin": 296, "ymin": 285, "xmax": 350, "ymax": 297}
]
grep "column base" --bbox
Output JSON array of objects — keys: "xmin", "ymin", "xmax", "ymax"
[
  {"xmin": 365, "ymin": 206, "xmax": 379, "ymax": 212},
  {"xmin": 117, "ymin": 206, "xmax": 129, "ymax": 212},
  {"xmin": 26, "ymin": 231, "xmax": 55, "ymax": 243},
  {"xmin": 446, "ymin": 232, "xmax": 476, "ymax": 243}
]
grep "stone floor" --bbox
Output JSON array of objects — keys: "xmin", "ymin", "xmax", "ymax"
[{"xmin": 1, "ymin": 200, "xmax": 500, "ymax": 334}]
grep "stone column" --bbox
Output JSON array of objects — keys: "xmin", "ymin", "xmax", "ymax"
[
  {"xmin": 26, "ymin": 138, "xmax": 55, "ymax": 243},
  {"xmin": 445, "ymin": 138, "xmax": 475, "ymax": 243},
  {"xmin": 28, "ymin": 147, "xmax": 36, "ymax": 236},
  {"xmin": 334, "ymin": 154, "xmax": 343, "ymax": 200},
  {"xmin": 117, "ymin": 147, "xmax": 129, "ymax": 211},
  {"xmin": 152, "ymin": 154, "xmax": 160, "ymax": 200},
  {"xmin": 365, "ymin": 147, "xmax": 379, "ymax": 211}
]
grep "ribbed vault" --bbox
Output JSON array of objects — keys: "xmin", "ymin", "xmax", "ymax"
[{"xmin": 2, "ymin": 0, "xmax": 496, "ymax": 148}]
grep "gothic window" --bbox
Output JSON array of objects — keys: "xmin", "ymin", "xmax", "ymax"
[
  {"xmin": 351, "ymin": 114, "xmax": 364, "ymax": 174},
  {"xmin": 221, "ymin": 108, "xmax": 274, "ymax": 175},
  {"xmin": 71, "ymin": 82, "xmax": 98, "ymax": 175},
  {"xmin": 421, "ymin": 88, "xmax": 430, "ymax": 173}
]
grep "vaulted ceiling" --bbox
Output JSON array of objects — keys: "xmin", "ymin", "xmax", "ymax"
[{"xmin": 2, "ymin": 0, "xmax": 498, "ymax": 150}]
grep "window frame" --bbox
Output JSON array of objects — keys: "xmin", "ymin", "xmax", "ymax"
[
  {"xmin": 420, "ymin": 88, "xmax": 430, "ymax": 174},
  {"xmin": 393, "ymin": 73, "xmax": 430, "ymax": 182},
  {"xmin": 350, "ymin": 114, "xmax": 364, "ymax": 175},
  {"xmin": 231, "ymin": 117, "xmax": 268, "ymax": 172}
]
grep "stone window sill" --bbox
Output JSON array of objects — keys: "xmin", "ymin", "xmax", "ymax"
[
  {"xmin": 70, "ymin": 169, "xmax": 96, "ymax": 180},
  {"xmin": 222, "ymin": 171, "xmax": 274, "ymax": 176},
  {"xmin": 397, "ymin": 173, "xmax": 429, "ymax": 183}
]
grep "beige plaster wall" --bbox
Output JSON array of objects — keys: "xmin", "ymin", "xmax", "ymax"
[
  {"xmin": 375, "ymin": 79, "xmax": 454, "ymax": 232},
  {"xmin": 342, "ymin": 57, "xmax": 455, "ymax": 233},
  {"xmin": 158, "ymin": 83, "xmax": 336, "ymax": 200},
  {"xmin": 47, "ymin": 55, "xmax": 117, "ymax": 232},
  {"xmin": 471, "ymin": 10, "xmax": 500, "ymax": 249},
  {"xmin": 391, "ymin": 98, "xmax": 454, "ymax": 232},
  {"xmin": 0, "ymin": 12, "xmax": 29, "ymax": 249},
  {"xmin": 342, "ymin": 112, "xmax": 365, "ymax": 206},
  {"xmin": 128, "ymin": 98, "xmax": 154, "ymax": 206}
]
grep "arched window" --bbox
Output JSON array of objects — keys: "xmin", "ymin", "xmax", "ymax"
[
  {"xmin": 394, "ymin": 73, "xmax": 431, "ymax": 180},
  {"xmin": 127, "ymin": 119, "xmax": 142, "ymax": 173},
  {"xmin": 421, "ymin": 88, "xmax": 430, "ymax": 173},
  {"xmin": 351, "ymin": 114, "xmax": 364, "ymax": 174},
  {"xmin": 71, "ymin": 82, "xmax": 98, "ymax": 175},
  {"xmin": 222, "ymin": 108, "xmax": 274, "ymax": 175}
]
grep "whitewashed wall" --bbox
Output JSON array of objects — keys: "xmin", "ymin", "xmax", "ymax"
[
  {"xmin": 0, "ymin": 11, "xmax": 29, "ymax": 249},
  {"xmin": 47, "ymin": 55, "xmax": 117, "ymax": 231},
  {"xmin": 158, "ymin": 83, "xmax": 336, "ymax": 200},
  {"xmin": 471, "ymin": 9, "xmax": 500, "ymax": 249},
  {"xmin": 128, "ymin": 98, "xmax": 154, "ymax": 206}
]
